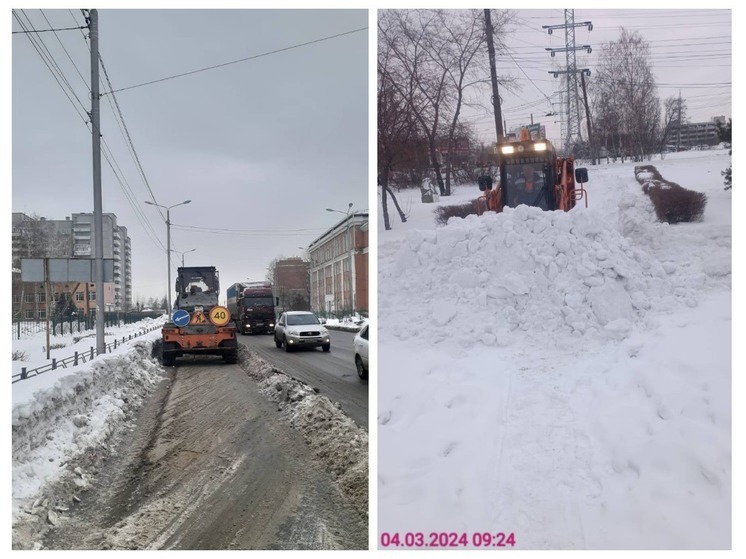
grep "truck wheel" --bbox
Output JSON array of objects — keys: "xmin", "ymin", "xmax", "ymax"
[
  {"xmin": 224, "ymin": 348, "xmax": 238, "ymax": 364},
  {"xmin": 322, "ymin": 343, "xmax": 330, "ymax": 353},
  {"xmin": 161, "ymin": 341, "xmax": 176, "ymax": 366},
  {"xmin": 283, "ymin": 336, "xmax": 293, "ymax": 352},
  {"xmin": 275, "ymin": 336, "xmax": 282, "ymax": 348}
]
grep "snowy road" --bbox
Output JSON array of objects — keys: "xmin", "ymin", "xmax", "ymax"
[
  {"xmin": 16, "ymin": 353, "xmax": 366, "ymax": 550},
  {"xmin": 46, "ymin": 359, "xmax": 366, "ymax": 549},
  {"xmin": 12, "ymin": 324, "xmax": 368, "ymax": 550}
]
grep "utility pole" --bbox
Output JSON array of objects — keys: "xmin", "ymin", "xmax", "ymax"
[
  {"xmin": 676, "ymin": 88, "xmax": 682, "ymax": 152},
  {"xmin": 484, "ymin": 9, "xmax": 504, "ymax": 144},
  {"xmin": 89, "ymin": 8, "xmax": 105, "ymax": 355},
  {"xmin": 549, "ymin": 68, "xmax": 595, "ymax": 163},
  {"xmin": 543, "ymin": 12, "xmax": 592, "ymax": 155},
  {"xmin": 145, "ymin": 200, "xmax": 191, "ymax": 316},
  {"xmin": 44, "ymin": 259, "xmax": 50, "ymax": 360},
  {"xmin": 579, "ymin": 70, "xmax": 595, "ymax": 164}
]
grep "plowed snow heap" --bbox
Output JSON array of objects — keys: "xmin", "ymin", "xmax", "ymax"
[{"xmin": 386, "ymin": 205, "xmax": 701, "ymax": 346}]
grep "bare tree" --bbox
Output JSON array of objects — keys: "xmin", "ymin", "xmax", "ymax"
[
  {"xmin": 378, "ymin": 10, "xmax": 455, "ymax": 197},
  {"xmin": 437, "ymin": 10, "xmax": 512, "ymax": 194},
  {"xmin": 265, "ymin": 256, "xmax": 286, "ymax": 284},
  {"xmin": 378, "ymin": 8, "xmax": 512, "ymax": 203},
  {"xmin": 716, "ymin": 118, "xmax": 732, "ymax": 190},
  {"xmin": 378, "ymin": 25, "xmax": 415, "ymax": 230},
  {"xmin": 660, "ymin": 95, "xmax": 687, "ymax": 153},
  {"xmin": 592, "ymin": 28, "xmax": 661, "ymax": 161}
]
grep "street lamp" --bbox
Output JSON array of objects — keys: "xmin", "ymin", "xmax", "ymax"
[
  {"xmin": 326, "ymin": 202, "xmax": 354, "ymax": 317},
  {"xmin": 172, "ymin": 248, "xmax": 196, "ymax": 267},
  {"xmin": 145, "ymin": 199, "xmax": 191, "ymax": 315}
]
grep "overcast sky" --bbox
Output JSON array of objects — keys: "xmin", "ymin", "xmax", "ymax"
[
  {"xmin": 11, "ymin": 8, "xmax": 368, "ymax": 304},
  {"xmin": 459, "ymin": 8, "xmax": 732, "ymax": 147}
]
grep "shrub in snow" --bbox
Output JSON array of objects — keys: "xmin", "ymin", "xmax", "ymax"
[
  {"xmin": 12, "ymin": 350, "xmax": 28, "ymax": 361},
  {"xmin": 635, "ymin": 165, "xmax": 707, "ymax": 223},
  {"xmin": 434, "ymin": 200, "xmax": 480, "ymax": 225}
]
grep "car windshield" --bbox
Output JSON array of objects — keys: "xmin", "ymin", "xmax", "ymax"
[{"xmin": 287, "ymin": 314, "xmax": 320, "ymax": 326}]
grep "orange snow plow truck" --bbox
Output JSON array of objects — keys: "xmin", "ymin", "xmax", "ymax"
[
  {"xmin": 160, "ymin": 266, "xmax": 238, "ymax": 366},
  {"xmin": 477, "ymin": 128, "xmax": 589, "ymax": 214}
]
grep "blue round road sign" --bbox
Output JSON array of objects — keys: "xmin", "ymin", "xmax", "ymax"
[{"xmin": 172, "ymin": 309, "xmax": 190, "ymax": 327}]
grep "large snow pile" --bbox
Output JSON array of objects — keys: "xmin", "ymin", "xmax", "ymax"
[
  {"xmin": 11, "ymin": 318, "xmax": 167, "ymax": 526},
  {"xmin": 378, "ymin": 150, "xmax": 731, "ymax": 549},
  {"xmin": 384, "ymin": 201, "xmax": 723, "ymax": 347},
  {"xmin": 12, "ymin": 341, "xmax": 164, "ymax": 524}
]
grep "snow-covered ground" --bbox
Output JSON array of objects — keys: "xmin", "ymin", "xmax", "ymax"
[
  {"xmin": 11, "ymin": 317, "xmax": 167, "ymax": 523},
  {"xmin": 378, "ymin": 149, "xmax": 732, "ymax": 549}
]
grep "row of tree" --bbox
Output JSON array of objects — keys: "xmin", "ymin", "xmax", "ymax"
[{"xmin": 378, "ymin": 9, "xmax": 513, "ymax": 231}]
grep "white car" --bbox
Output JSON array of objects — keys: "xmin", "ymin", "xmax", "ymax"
[
  {"xmin": 274, "ymin": 311, "xmax": 330, "ymax": 352},
  {"xmin": 353, "ymin": 323, "xmax": 369, "ymax": 380}
]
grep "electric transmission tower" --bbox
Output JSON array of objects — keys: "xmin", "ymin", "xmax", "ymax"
[{"xmin": 543, "ymin": 10, "xmax": 592, "ymax": 154}]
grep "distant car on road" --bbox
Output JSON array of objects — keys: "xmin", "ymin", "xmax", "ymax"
[
  {"xmin": 274, "ymin": 311, "xmax": 331, "ymax": 352},
  {"xmin": 354, "ymin": 322, "xmax": 369, "ymax": 380}
]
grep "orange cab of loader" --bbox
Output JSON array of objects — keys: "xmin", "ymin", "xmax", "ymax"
[{"xmin": 477, "ymin": 128, "xmax": 588, "ymax": 214}]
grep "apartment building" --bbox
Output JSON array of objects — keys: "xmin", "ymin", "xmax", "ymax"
[{"xmin": 12, "ymin": 212, "xmax": 132, "ymax": 317}]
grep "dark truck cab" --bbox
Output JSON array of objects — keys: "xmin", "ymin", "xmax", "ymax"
[{"xmin": 226, "ymin": 281, "xmax": 276, "ymax": 334}]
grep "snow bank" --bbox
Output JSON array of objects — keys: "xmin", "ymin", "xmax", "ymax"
[
  {"xmin": 383, "ymin": 204, "xmax": 725, "ymax": 347},
  {"xmin": 12, "ymin": 341, "xmax": 164, "ymax": 523},
  {"xmin": 239, "ymin": 347, "xmax": 368, "ymax": 518}
]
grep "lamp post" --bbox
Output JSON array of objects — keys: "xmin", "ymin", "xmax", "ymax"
[
  {"xmin": 145, "ymin": 199, "xmax": 191, "ymax": 315},
  {"xmin": 326, "ymin": 202, "xmax": 354, "ymax": 317},
  {"xmin": 172, "ymin": 248, "xmax": 196, "ymax": 267}
]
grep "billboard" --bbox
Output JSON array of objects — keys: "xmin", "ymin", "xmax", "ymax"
[{"xmin": 21, "ymin": 258, "xmax": 115, "ymax": 282}]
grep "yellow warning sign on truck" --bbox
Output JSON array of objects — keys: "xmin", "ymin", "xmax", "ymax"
[
  {"xmin": 190, "ymin": 310, "xmax": 208, "ymax": 325},
  {"xmin": 209, "ymin": 305, "xmax": 231, "ymax": 326}
]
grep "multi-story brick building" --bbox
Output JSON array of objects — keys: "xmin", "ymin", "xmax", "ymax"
[
  {"xmin": 307, "ymin": 211, "xmax": 368, "ymax": 317},
  {"xmin": 273, "ymin": 257, "xmax": 311, "ymax": 312}
]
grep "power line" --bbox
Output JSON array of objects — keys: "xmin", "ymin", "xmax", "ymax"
[
  {"xmin": 12, "ymin": 24, "xmax": 87, "ymax": 34},
  {"xmin": 522, "ymin": 11, "xmax": 728, "ymax": 20},
  {"xmin": 98, "ymin": 53, "xmax": 163, "ymax": 218},
  {"xmin": 171, "ymin": 224, "xmax": 330, "ymax": 236},
  {"xmin": 103, "ymin": 26, "xmax": 368, "ymax": 96},
  {"xmin": 504, "ymin": 47, "xmax": 554, "ymax": 106},
  {"xmin": 39, "ymin": 9, "xmax": 89, "ymax": 90},
  {"xmin": 62, "ymin": 8, "xmax": 166, "ymax": 240},
  {"xmin": 12, "ymin": 11, "xmax": 88, "ymax": 122},
  {"xmin": 15, "ymin": 10, "xmax": 88, "ymax": 115},
  {"xmin": 15, "ymin": 9, "xmax": 166, "ymax": 254}
]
